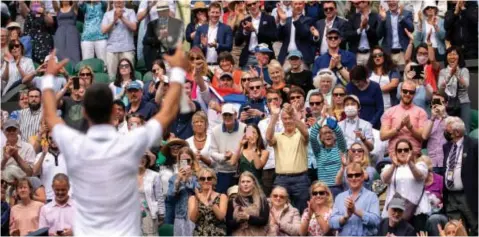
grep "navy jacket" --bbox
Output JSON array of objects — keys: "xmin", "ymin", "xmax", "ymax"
[
  {"xmin": 442, "ymin": 136, "xmax": 478, "ymax": 214},
  {"xmin": 376, "ymin": 10, "xmax": 414, "ymax": 53},
  {"xmin": 235, "ymin": 13, "xmax": 277, "ymax": 67},
  {"xmin": 312, "ymin": 16, "xmax": 349, "ymax": 53},
  {"xmin": 193, "ymin": 22, "xmax": 233, "ymax": 57},
  {"xmin": 344, "ymin": 12, "xmax": 381, "ymax": 53},
  {"xmin": 277, "ymin": 15, "xmax": 315, "ymax": 64}
]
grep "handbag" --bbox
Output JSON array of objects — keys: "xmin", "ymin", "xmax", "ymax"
[
  {"xmin": 445, "ymin": 75, "xmax": 461, "ymax": 116},
  {"xmin": 392, "ymin": 170, "xmax": 425, "ymax": 221}
]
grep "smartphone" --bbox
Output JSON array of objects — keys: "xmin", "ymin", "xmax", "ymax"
[
  {"xmin": 72, "ymin": 77, "xmax": 80, "ymax": 90},
  {"xmin": 180, "ymin": 159, "xmax": 188, "ymax": 169},
  {"xmin": 56, "ymin": 230, "xmax": 64, "ymax": 236},
  {"xmin": 431, "ymin": 98, "xmax": 442, "ymax": 106},
  {"xmin": 411, "ymin": 65, "xmax": 424, "ymax": 79},
  {"xmin": 243, "ymin": 105, "xmax": 251, "ymax": 111},
  {"xmin": 155, "ymin": 81, "xmax": 161, "ymax": 89}
]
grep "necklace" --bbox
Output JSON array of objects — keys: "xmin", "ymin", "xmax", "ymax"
[{"xmin": 194, "ymin": 135, "xmax": 207, "ymax": 142}]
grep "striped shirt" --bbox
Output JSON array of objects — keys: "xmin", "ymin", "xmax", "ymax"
[
  {"xmin": 19, "ymin": 108, "xmax": 42, "ymax": 142},
  {"xmin": 309, "ymin": 123, "xmax": 347, "ymax": 186}
]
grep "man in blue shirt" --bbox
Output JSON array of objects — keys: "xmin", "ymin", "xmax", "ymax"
[
  {"xmin": 311, "ymin": 28, "xmax": 355, "ymax": 86},
  {"xmin": 125, "ymin": 81, "xmax": 158, "ymax": 120},
  {"xmin": 330, "ymin": 162, "xmax": 380, "ymax": 236}
]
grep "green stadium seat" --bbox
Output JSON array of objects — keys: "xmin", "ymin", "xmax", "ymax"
[
  {"xmin": 64, "ymin": 61, "xmax": 75, "ymax": 75},
  {"xmin": 470, "ymin": 129, "xmax": 478, "ymax": 139},
  {"xmin": 76, "ymin": 21, "xmax": 84, "ymax": 34},
  {"xmin": 471, "ymin": 110, "xmax": 478, "ymax": 131},
  {"xmin": 75, "ymin": 58, "xmax": 105, "ymax": 73},
  {"xmin": 34, "ymin": 62, "xmax": 40, "ymax": 69},
  {"xmin": 136, "ymin": 59, "xmax": 147, "ymax": 74},
  {"xmin": 94, "ymin": 72, "xmax": 110, "ymax": 84},
  {"xmin": 158, "ymin": 224, "xmax": 173, "ymax": 236},
  {"xmin": 142, "ymin": 71, "xmax": 153, "ymax": 82},
  {"xmin": 135, "ymin": 71, "xmax": 142, "ymax": 81}
]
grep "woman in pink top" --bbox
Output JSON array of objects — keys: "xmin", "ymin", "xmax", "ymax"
[
  {"xmin": 9, "ymin": 178, "xmax": 44, "ymax": 236},
  {"xmin": 299, "ymin": 181, "xmax": 333, "ymax": 236}
]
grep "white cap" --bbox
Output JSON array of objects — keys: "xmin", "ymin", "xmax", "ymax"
[
  {"xmin": 44, "ymin": 55, "xmax": 58, "ymax": 63},
  {"xmin": 221, "ymin": 103, "xmax": 236, "ymax": 115}
]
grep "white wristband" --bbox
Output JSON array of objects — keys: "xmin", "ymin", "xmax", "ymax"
[
  {"xmin": 41, "ymin": 74, "xmax": 55, "ymax": 91},
  {"xmin": 169, "ymin": 68, "xmax": 186, "ymax": 84}
]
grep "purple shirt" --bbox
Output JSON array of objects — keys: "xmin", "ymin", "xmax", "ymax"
[
  {"xmin": 427, "ymin": 119, "xmax": 447, "ymax": 167},
  {"xmin": 39, "ymin": 198, "xmax": 75, "ymax": 235}
]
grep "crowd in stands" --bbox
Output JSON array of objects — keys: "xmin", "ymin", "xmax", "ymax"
[{"xmin": 0, "ymin": 0, "xmax": 478, "ymax": 236}]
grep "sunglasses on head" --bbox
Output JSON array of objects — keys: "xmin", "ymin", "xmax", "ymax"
[
  {"xmin": 324, "ymin": 7, "xmax": 334, "ymax": 12},
  {"xmin": 242, "ymin": 77, "xmax": 255, "ymax": 82},
  {"xmin": 190, "ymin": 56, "xmax": 202, "ymax": 61},
  {"xmin": 327, "ymin": 36, "xmax": 339, "ymax": 41},
  {"xmin": 79, "ymin": 73, "xmax": 92, "ymax": 77},
  {"xmin": 347, "ymin": 173, "xmax": 363, "ymax": 179},
  {"xmin": 272, "ymin": 194, "xmax": 286, "ymax": 199},
  {"xmin": 309, "ymin": 101, "xmax": 323, "ymax": 106},
  {"xmin": 249, "ymin": 85, "xmax": 261, "ymax": 90},
  {"xmin": 396, "ymin": 148, "xmax": 410, "ymax": 154},
  {"xmin": 351, "ymin": 148, "xmax": 364, "ymax": 153},
  {"xmin": 402, "ymin": 89, "xmax": 416, "ymax": 95},
  {"xmin": 199, "ymin": 176, "xmax": 213, "ymax": 182},
  {"xmin": 373, "ymin": 53, "xmax": 384, "ymax": 58},
  {"xmin": 119, "ymin": 64, "xmax": 130, "ymax": 69},
  {"xmin": 312, "ymin": 191, "xmax": 327, "ymax": 196},
  {"xmin": 267, "ymin": 97, "xmax": 279, "ymax": 103},
  {"xmin": 290, "ymin": 95, "xmax": 302, "ymax": 100},
  {"xmin": 333, "ymin": 93, "xmax": 346, "ymax": 97}
]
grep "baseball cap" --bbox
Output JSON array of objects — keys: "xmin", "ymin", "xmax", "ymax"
[
  {"xmin": 127, "ymin": 81, "xmax": 142, "ymax": 90},
  {"xmin": 344, "ymin": 94, "xmax": 360, "ymax": 106},
  {"xmin": 254, "ymin": 43, "xmax": 273, "ymax": 53},
  {"xmin": 219, "ymin": 72, "xmax": 233, "ymax": 80},
  {"xmin": 221, "ymin": 103, "xmax": 236, "ymax": 115},
  {"xmin": 327, "ymin": 28, "xmax": 341, "ymax": 36},
  {"xmin": 388, "ymin": 197, "xmax": 406, "ymax": 211},
  {"xmin": 287, "ymin": 50, "xmax": 303, "ymax": 60},
  {"xmin": 3, "ymin": 119, "xmax": 19, "ymax": 131},
  {"xmin": 6, "ymin": 22, "xmax": 21, "ymax": 30}
]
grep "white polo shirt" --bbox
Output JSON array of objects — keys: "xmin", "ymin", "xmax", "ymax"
[
  {"xmin": 52, "ymin": 119, "xmax": 163, "ymax": 236},
  {"xmin": 34, "ymin": 152, "xmax": 68, "ymax": 200}
]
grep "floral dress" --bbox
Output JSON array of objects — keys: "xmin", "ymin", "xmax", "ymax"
[
  {"xmin": 193, "ymin": 195, "xmax": 227, "ymax": 236},
  {"xmin": 23, "ymin": 12, "xmax": 54, "ymax": 63},
  {"xmin": 301, "ymin": 207, "xmax": 332, "ymax": 236}
]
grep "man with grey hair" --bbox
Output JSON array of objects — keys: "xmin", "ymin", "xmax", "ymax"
[{"xmin": 442, "ymin": 116, "xmax": 478, "ymax": 236}]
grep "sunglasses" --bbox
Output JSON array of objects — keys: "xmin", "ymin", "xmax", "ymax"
[
  {"xmin": 312, "ymin": 191, "xmax": 327, "ymax": 196},
  {"xmin": 249, "ymin": 85, "xmax": 261, "ymax": 90},
  {"xmin": 396, "ymin": 148, "xmax": 410, "ymax": 154},
  {"xmin": 246, "ymin": 2, "xmax": 257, "ymax": 7},
  {"xmin": 324, "ymin": 7, "xmax": 334, "ymax": 12},
  {"xmin": 79, "ymin": 73, "xmax": 92, "ymax": 77},
  {"xmin": 347, "ymin": 173, "xmax": 363, "ymax": 179},
  {"xmin": 272, "ymin": 194, "xmax": 286, "ymax": 199},
  {"xmin": 351, "ymin": 148, "xmax": 364, "ymax": 153},
  {"xmin": 333, "ymin": 93, "xmax": 346, "ymax": 97},
  {"xmin": 119, "ymin": 64, "xmax": 130, "ymax": 69},
  {"xmin": 152, "ymin": 69, "xmax": 159, "ymax": 73},
  {"xmin": 402, "ymin": 89, "xmax": 416, "ymax": 95},
  {"xmin": 327, "ymin": 36, "xmax": 339, "ymax": 41},
  {"xmin": 241, "ymin": 77, "xmax": 255, "ymax": 82},
  {"xmin": 267, "ymin": 97, "xmax": 279, "ymax": 103},
  {"xmin": 199, "ymin": 176, "xmax": 214, "ymax": 182},
  {"xmin": 10, "ymin": 44, "xmax": 21, "ymax": 49},
  {"xmin": 220, "ymin": 76, "xmax": 233, "ymax": 81},
  {"xmin": 290, "ymin": 96, "xmax": 302, "ymax": 100},
  {"xmin": 373, "ymin": 53, "xmax": 384, "ymax": 58},
  {"xmin": 309, "ymin": 101, "xmax": 323, "ymax": 106},
  {"xmin": 48, "ymin": 136, "xmax": 53, "ymax": 140},
  {"xmin": 190, "ymin": 57, "xmax": 202, "ymax": 61}
]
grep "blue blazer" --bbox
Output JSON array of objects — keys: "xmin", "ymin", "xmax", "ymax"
[
  {"xmin": 193, "ymin": 22, "xmax": 233, "ymax": 56},
  {"xmin": 235, "ymin": 13, "xmax": 277, "ymax": 67},
  {"xmin": 344, "ymin": 12, "xmax": 381, "ymax": 53},
  {"xmin": 312, "ymin": 16, "xmax": 349, "ymax": 52},
  {"xmin": 277, "ymin": 15, "xmax": 315, "ymax": 64},
  {"xmin": 376, "ymin": 10, "xmax": 414, "ymax": 53},
  {"xmin": 414, "ymin": 18, "xmax": 446, "ymax": 55}
]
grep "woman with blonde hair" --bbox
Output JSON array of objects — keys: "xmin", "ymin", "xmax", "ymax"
[
  {"xmin": 299, "ymin": 181, "xmax": 333, "ymax": 236},
  {"xmin": 267, "ymin": 60, "xmax": 289, "ymax": 102},
  {"xmin": 266, "ymin": 186, "xmax": 301, "ymax": 236},
  {"xmin": 330, "ymin": 85, "xmax": 347, "ymax": 121},
  {"xmin": 335, "ymin": 142, "xmax": 377, "ymax": 190},
  {"xmin": 226, "ymin": 171, "xmax": 269, "ymax": 236},
  {"xmin": 77, "ymin": 65, "xmax": 94, "ymax": 87},
  {"xmin": 167, "ymin": 147, "xmax": 200, "ymax": 236},
  {"xmin": 186, "ymin": 111, "xmax": 213, "ymax": 168},
  {"xmin": 439, "ymin": 220, "xmax": 468, "ymax": 237},
  {"xmin": 188, "ymin": 168, "xmax": 228, "ymax": 236}
]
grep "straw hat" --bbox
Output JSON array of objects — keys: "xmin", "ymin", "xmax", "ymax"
[
  {"xmin": 160, "ymin": 138, "xmax": 189, "ymax": 156},
  {"xmin": 192, "ymin": 1, "xmax": 208, "ymax": 13}
]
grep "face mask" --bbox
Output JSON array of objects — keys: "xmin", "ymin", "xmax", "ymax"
[
  {"xmin": 444, "ymin": 131, "xmax": 453, "ymax": 141},
  {"xmin": 416, "ymin": 55, "xmax": 428, "ymax": 65},
  {"xmin": 344, "ymin": 105, "xmax": 358, "ymax": 117},
  {"xmin": 31, "ymin": 3, "xmax": 41, "ymax": 14}
]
